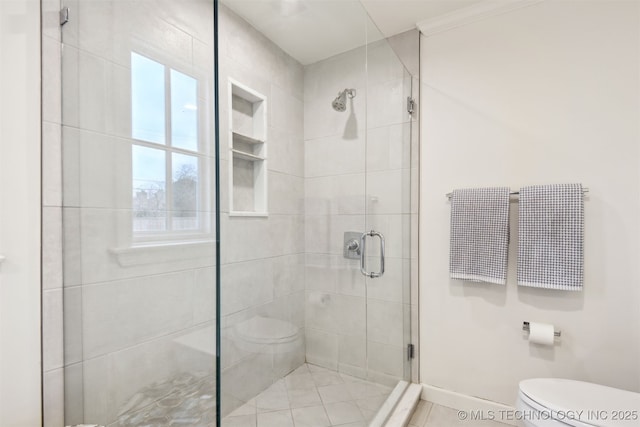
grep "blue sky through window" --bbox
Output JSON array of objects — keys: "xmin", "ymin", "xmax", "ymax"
[
  {"xmin": 132, "ymin": 145, "xmax": 166, "ymax": 194},
  {"xmin": 131, "ymin": 52, "xmax": 166, "ymax": 144},
  {"xmin": 171, "ymin": 70, "xmax": 198, "ymax": 151}
]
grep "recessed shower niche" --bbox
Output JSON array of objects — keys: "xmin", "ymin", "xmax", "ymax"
[{"xmin": 228, "ymin": 79, "xmax": 268, "ymax": 216}]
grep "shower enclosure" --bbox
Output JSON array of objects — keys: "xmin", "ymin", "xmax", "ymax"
[{"xmin": 58, "ymin": 0, "xmax": 418, "ymax": 425}]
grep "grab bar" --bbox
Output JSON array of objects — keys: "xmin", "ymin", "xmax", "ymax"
[{"xmin": 360, "ymin": 230, "xmax": 385, "ymax": 278}]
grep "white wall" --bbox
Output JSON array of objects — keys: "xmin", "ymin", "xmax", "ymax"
[
  {"xmin": 0, "ymin": 0, "xmax": 42, "ymax": 425},
  {"xmin": 419, "ymin": 0, "xmax": 640, "ymax": 406}
]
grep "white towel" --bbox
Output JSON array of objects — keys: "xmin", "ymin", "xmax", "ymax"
[
  {"xmin": 518, "ymin": 183, "xmax": 584, "ymax": 290},
  {"xmin": 449, "ymin": 187, "xmax": 510, "ymax": 285}
]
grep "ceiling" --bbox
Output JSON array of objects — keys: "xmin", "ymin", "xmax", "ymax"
[
  {"xmin": 221, "ymin": 0, "xmax": 482, "ymax": 65},
  {"xmin": 360, "ymin": 0, "xmax": 481, "ymax": 37}
]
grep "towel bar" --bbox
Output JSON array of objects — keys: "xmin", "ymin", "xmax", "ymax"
[
  {"xmin": 522, "ymin": 321, "xmax": 561, "ymax": 337},
  {"xmin": 446, "ymin": 188, "xmax": 589, "ymax": 200}
]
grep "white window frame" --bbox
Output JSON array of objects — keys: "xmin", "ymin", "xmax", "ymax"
[{"xmin": 130, "ymin": 51, "xmax": 212, "ymax": 245}]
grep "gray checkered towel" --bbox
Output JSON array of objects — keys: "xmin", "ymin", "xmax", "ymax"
[
  {"xmin": 450, "ymin": 187, "xmax": 510, "ymax": 285},
  {"xmin": 517, "ymin": 184, "xmax": 584, "ymax": 290}
]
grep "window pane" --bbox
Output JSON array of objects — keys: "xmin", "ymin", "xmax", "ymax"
[
  {"xmin": 131, "ymin": 52, "xmax": 166, "ymax": 144},
  {"xmin": 132, "ymin": 145, "xmax": 166, "ymax": 232},
  {"xmin": 170, "ymin": 70, "xmax": 198, "ymax": 151},
  {"xmin": 172, "ymin": 153, "xmax": 198, "ymax": 231}
]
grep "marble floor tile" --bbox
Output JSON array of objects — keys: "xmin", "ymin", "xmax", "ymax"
[
  {"xmin": 287, "ymin": 387, "xmax": 323, "ymax": 408},
  {"xmin": 291, "ymin": 405, "xmax": 331, "ymax": 427},
  {"xmin": 318, "ymin": 384, "xmax": 353, "ymax": 404},
  {"xmin": 324, "ymin": 401, "xmax": 364, "ymax": 425},
  {"xmin": 221, "ymin": 363, "xmax": 394, "ymax": 427},
  {"xmin": 90, "ymin": 364, "xmax": 394, "ymax": 426},
  {"xmin": 222, "ymin": 414, "xmax": 256, "ymax": 427},
  {"xmin": 257, "ymin": 409, "xmax": 294, "ymax": 427}
]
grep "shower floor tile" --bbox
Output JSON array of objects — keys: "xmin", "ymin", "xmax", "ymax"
[
  {"xmin": 115, "ymin": 371, "xmax": 216, "ymax": 426},
  {"xmin": 223, "ymin": 363, "xmax": 393, "ymax": 427}
]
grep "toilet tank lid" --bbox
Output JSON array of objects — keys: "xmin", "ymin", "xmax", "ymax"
[{"xmin": 519, "ymin": 379, "xmax": 640, "ymax": 427}]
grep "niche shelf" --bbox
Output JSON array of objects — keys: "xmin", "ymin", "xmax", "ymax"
[
  {"xmin": 228, "ymin": 79, "xmax": 268, "ymax": 216},
  {"xmin": 231, "ymin": 131, "xmax": 264, "ymax": 146}
]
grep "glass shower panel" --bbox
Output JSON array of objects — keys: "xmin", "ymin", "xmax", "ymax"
[
  {"xmin": 301, "ymin": 27, "xmax": 370, "ymax": 381},
  {"xmin": 217, "ymin": 1, "xmax": 325, "ymax": 417},
  {"xmin": 218, "ymin": 0, "xmax": 414, "ymax": 424},
  {"xmin": 364, "ymin": 41, "xmax": 415, "ymax": 384},
  {"xmin": 60, "ymin": 0, "xmax": 218, "ymax": 425}
]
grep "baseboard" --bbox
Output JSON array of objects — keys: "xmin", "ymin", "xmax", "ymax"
[{"xmin": 420, "ymin": 384, "xmax": 519, "ymax": 426}]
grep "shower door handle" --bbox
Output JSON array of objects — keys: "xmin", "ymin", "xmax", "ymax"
[{"xmin": 359, "ymin": 230, "xmax": 385, "ymax": 278}]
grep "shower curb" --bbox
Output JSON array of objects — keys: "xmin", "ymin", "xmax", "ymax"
[
  {"xmin": 369, "ymin": 380, "xmax": 409, "ymax": 427},
  {"xmin": 384, "ymin": 383, "xmax": 422, "ymax": 426},
  {"xmin": 370, "ymin": 380, "xmax": 423, "ymax": 427}
]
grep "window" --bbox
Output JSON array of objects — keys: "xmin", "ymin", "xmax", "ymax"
[{"xmin": 131, "ymin": 52, "xmax": 209, "ymax": 242}]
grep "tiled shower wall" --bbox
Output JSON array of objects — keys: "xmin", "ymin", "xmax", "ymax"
[{"xmin": 217, "ymin": 4, "xmax": 306, "ymax": 416}]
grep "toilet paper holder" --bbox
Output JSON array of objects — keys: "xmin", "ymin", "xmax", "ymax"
[{"xmin": 523, "ymin": 321, "xmax": 561, "ymax": 337}]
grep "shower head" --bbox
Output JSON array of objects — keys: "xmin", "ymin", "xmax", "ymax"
[
  {"xmin": 332, "ymin": 92, "xmax": 347, "ymax": 112},
  {"xmin": 332, "ymin": 88, "xmax": 356, "ymax": 112}
]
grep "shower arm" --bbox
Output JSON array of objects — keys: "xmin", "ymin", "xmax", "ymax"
[{"xmin": 336, "ymin": 88, "xmax": 356, "ymax": 99}]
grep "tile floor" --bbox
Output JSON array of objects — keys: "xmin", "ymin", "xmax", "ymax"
[
  {"xmin": 409, "ymin": 400, "xmax": 509, "ymax": 427},
  {"xmin": 222, "ymin": 363, "xmax": 393, "ymax": 427},
  {"xmin": 115, "ymin": 372, "xmax": 216, "ymax": 426}
]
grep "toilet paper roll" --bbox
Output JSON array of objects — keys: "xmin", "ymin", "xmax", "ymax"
[{"xmin": 528, "ymin": 322, "xmax": 555, "ymax": 345}]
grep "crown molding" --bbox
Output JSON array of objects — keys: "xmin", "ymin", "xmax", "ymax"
[{"xmin": 416, "ymin": 0, "xmax": 544, "ymax": 37}]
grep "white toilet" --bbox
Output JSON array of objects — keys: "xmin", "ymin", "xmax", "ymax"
[{"xmin": 517, "ymin": 378, "xmax": 640, "ymax": 427}]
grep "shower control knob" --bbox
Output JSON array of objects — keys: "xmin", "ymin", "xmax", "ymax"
[{"xmin": 346, "ymin": 239, "xmax": 360, "ymax": 254}]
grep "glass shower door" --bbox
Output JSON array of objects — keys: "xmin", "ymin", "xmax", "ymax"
[
  {"xmin": 60, "ymin": 0, "xmax": 218, "ymax": 425},
  {"xmin": 364, "ymin": 50, "xmax": 415, "ymax": 385}
]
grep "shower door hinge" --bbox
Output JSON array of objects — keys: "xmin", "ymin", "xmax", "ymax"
[
  {"xmin": 407, "ymin": 343, "xmax": 415, "ymax": 360},
  {"xmin": 60, "ymin": 7, "xmax": 69, "ymax": 26},
  {"xmin": 407, "ymin": 97, "xmax": 415, "ymax": 115}
]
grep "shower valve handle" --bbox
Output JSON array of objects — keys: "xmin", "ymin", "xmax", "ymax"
[{"xmin": 346, "ymin": 239, "xmax": 360, "ymax": 255}]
